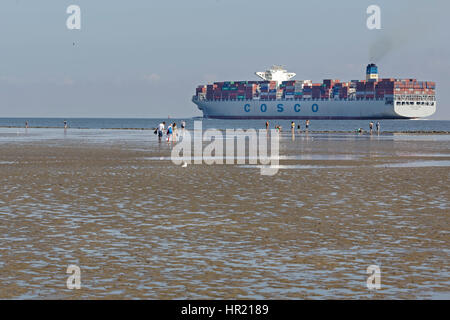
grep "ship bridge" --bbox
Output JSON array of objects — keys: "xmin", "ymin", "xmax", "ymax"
[{"xmin": 255, "ymin": 65, "xmax": 296, "ymax": 85}]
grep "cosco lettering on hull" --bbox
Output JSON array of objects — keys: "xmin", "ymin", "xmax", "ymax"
[{"xmin": 243, "ymin": 104, "xmax": 319, "ymax": 113}]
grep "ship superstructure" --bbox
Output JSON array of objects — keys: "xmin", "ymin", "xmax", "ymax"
[{"xmin": 255, "ymin": 65, "xmax": 296, "ymax": 85}]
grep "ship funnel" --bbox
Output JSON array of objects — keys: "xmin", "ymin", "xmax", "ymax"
[{"xmin": 366, "ymin": 63, "xmax": 379, "ymax": 81}]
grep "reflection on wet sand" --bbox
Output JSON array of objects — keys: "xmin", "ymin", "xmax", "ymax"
[{"xmin": 0, "ymin": 129, "xmax": 449, "ymax": 299}]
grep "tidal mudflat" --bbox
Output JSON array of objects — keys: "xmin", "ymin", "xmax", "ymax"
[{"xmin": 0, "ymin": 128, "xmax": 448, "ymax": 299}]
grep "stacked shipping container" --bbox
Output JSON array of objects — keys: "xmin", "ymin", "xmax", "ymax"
[{"xmin": 196, "ymin": 79, "xmax": 435, "ymax": 101}]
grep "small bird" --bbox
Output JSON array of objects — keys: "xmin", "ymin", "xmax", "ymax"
[{"xmin": 181, "ymin": 161, "xmax": 188, "ymax": 168}]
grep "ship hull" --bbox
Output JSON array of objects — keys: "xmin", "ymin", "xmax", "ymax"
[{"xmin": 193, "ymin": 99, "xmax": 436, "ymax": 120}]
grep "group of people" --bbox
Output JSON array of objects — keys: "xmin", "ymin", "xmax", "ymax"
[
  {"xmin": 155, "ymin": 120, "xmax": 186, "ymax": 142},
  {"xmin": 266, "ymin": 119, "xmax": 381, "ymax": 135},
  {"xmin": 369, "ymin": 121, "xmax": 381, "ymax": 134},
  {"xmin": 266, "ymin": 120, "xmax": 310, "ymax": 133},
  {"xmin": 27, "ymin": 118, "xmax": 380, "ymax": 137},
  {"xmin": 356, "ymin": 121, "xmax": 381, "ymax": 134}
]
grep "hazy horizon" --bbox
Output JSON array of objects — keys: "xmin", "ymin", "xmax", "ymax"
[{"xmin": 0, "ymin": 0, "xmax": 449, "ymax": 119}]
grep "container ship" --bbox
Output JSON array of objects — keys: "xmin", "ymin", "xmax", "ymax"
[{"xmin": 192, "ymin": 64, "xmax": 436, "ymax": 119}]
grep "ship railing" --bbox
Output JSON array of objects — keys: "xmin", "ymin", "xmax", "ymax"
[
  {"xmin": 394, "ymin": 94, "xmax": 436, "ymax": 101},
  {"xmin": 197, "ymin": 97, "xmax": 370, "ymax": 102},
  {"xmin": 196, "ymin": 96, "xmax": 399, "ymax": 102}
]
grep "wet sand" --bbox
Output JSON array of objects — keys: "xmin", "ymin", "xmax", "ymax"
[
  {"xmin": 0, "ymin": 129, "xmax": 449, "ymax": 299},
  {"xmin": 1, "ymin": 126, "xmax": 449, "ymax": 134}
]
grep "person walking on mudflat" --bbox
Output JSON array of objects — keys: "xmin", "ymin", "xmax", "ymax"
[
  {"xmin": 172, "ymin": 123, "xmax": 178, "ymax": 142},
  {"xmin": 369, "ymin": 121, "xmax": 374, "ymax": 134},
  {"xmin": 157, "ymin": 121, "xmax": 165, "ymax": 142},
  {"xmin": 166, "ymin": 123, "xmax": 173, "ymax": 143}
]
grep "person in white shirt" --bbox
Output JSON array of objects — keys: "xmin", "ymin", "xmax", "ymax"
[{"xmin": 157, "ymin": 121, "xmax": 165, "ymax": 142}]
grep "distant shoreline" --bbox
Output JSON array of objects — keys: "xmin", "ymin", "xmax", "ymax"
[{"xmin": 0, "ymin": 126, "xmax": 449, "ymax": 134}]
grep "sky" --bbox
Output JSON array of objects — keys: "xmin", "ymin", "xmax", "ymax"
[{"xmin": 0, "ymin": 0, "xmax": 448, "ymax": 119}]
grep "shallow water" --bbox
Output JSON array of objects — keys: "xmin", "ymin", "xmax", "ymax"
[
  {"xmin": 0, "ymin": 128, "xmax": 449, "ymax": 299},
  {"xmin": 0, "ymin": 118, "xmax": 449, "ymax": 132},
  {"xmin": 1, "ymin": 127, "xmax": 450, "ymax": 143}
]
